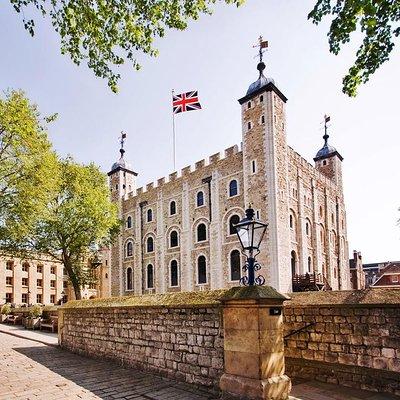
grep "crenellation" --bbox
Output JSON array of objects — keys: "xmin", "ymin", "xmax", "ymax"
[
  {"xmin": 195, "ymin": 159, "xmax": 205, "ymax": 170},
  {"xmin": 169, "ymin": 172, "xmax": 178, "ymax": 181},
  {"xmin": 146, "ymin": 182, "xmax": 154, "ymax": 191},
  {"xmin": 181, "ymin": 166, "xmax": 191, "ymax": 176},
  {"xmin": 224, "ymin": 145, "xmax": 238, "ymax": 158},
  {"xmin": 157, "ymin": 177, "xmax": 165, "ymax": 186},
  {"xmin": 209, "ymin": 152, "xmax": 221, "ymax": 164}
]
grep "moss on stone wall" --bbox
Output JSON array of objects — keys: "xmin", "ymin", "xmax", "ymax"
[{"xmin": 63, "ymin": 289, "xmax": 229, "ymax": 309}]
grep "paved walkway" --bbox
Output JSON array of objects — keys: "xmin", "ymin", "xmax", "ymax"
[
  {"xmin": 0, "ymin": 328, "xmax": 398, "ymax": 400},
  {"xmin": 0, "ymin": 323, "xmax": 58, "ymax": 346}
]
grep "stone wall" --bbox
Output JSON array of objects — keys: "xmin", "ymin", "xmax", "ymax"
[
  {"xmin": 59, "ymin": 291, "xmax": 225, "ymax": 389},
  {"xmin": 283, "ymin": 289, "xmax": 400, "ymax": 396}
]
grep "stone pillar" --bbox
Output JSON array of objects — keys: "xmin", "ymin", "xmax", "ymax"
[{"xmin": 220, "ymin": 286, "xmax": 291, "ymax": 400}]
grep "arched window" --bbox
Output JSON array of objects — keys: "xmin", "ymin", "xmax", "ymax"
[
  {"xmin": 170, "ymin": 230, "xmax": 179, "ymax": 248},
  {"xmin": 147, "ymin": 209, "xmax": 153, "ymax": 222},
  {"xmin": 196, "ymin": 191, "xmax": 204, "ymax": 207},
  {"xmin": 230, "ymin": 250, "xmax": 241, "ymax": 281},
  {"xmin": 170, "ymin": 260, "xmax": 179, "ymax": 287},
  {"xmin": 126, "ymin": 241, "xmax": 133, "ymax": 257},
  {"xmin": 146, "ymin": 237, "xmax": 154, "ymax": 253},
  {"xmin": 197, "ymin": 223, "xmax": 207, "ymax": 242},
  {"xmin": 319, "ymin": 206, "xmax": 323, "ymax": 218},
  {"xmin": 126, "ymin": 267, "xmax": 133, "ymax": 290},
  {"xmin": 126, "ymin": 216, "xmax": 132, "ymax": 229},
  {"xmin": 197, "ymin": 256, "xmax": 207, "ymax": 284},
  {"xmin": 289, "ymin": 215, "xmax": 294, "ymax": 229},
  {"xmin": 308, "ymin": 257, "xmax": 312, "ymax": 273},
  {"xmin": 229, "ymin": 180, "xmax": 238, "ymax": 197},
  {"xmin": 147, "ymin": 264, "xmax": 154, "ymax": 289},
  {"xmin": 170, "ymin": 201, "xmax": 176, "ymax": 215},
  {"xmin": 291, "ymin": 250, "xmax": 297, "ymax": 277},
  {"xmin": 305, "ymin": 221, "xmax": 310, "ymax": 236},
  {"xmin": 229, "ymin": 215, "xmax": 240, "ymax": 235}
]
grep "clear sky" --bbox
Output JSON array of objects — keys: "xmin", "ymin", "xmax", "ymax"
[{"xmin": 1, "ymin": 0, "xmax": 399, "ymax": 263}]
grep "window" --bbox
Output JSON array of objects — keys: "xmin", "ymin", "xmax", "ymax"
[
  {"xmin": 147, "ymin": 237, "xmax": 154, "ymax": 253},
  {"xmin": 229, "ymin": 180, "xmax": 238, "ymax": 197},
  {"xmin": 50, "ymin": 280, "xmax": 56, "ymax": 288},
  {"xmin": 308, "ymin": 257, "xmax": 312, "ymax": 273},
  {"xmin": 37, "ymin": 279, "xmax": 42, "ymax": 287},
  {"xmin": 291, "ymin": 251, "xmax": 297, "ymax": 277},
  {"xmin": 323, "ymin": 160, "xmax": 327, "ymax": 166},
  {"xmin": 126, "ymin": 267, "xmax": 133, "ymax": 290},
  {"xmin": 170, "ymin": 231, "xmax": 179, "ymax": 248},
  {"xmin": 260, "ymin": 95, "xmax": 264, "ymax": 102},
  {"xmin": 147, "ymin": 209, "xmax": 153, "ymax": 222},
  {"xmin": 251, "ymin": 160, "xmax": 257, "ymax": 174},
  {"xmin": 170, "ymin": 260, "xmax": 179, "ymax": 287},
  {"xmin": 196, "ymin": 191, "xmax": 204, "ymax": 207},
  {"xmin": 170, "ymin": 201, "xmax": 176, "ymax": 215},
  {"xmin": 37, "ymin": 265, "xmax": 43, "ymax": 274},
  {"xmin": 289, "ymin": 215, "xmax": 294, "ymax": 229},
  {"xmin": 6, "ymin": 293, "xmax": 12, "ymax": 303},
  {"xmin": 331, "ymin": 213, "xmax": 335, "ymax": 225},
  {"xmin": 147, "ymin": 264, "xmax": 154, "ymax": 289},
  {"xmin": 22, "ymin": 293, "xmax": 28, "ymax": 304},
  {"xmin": 305, "ymin": 221, "xmax": 310, "ymax": 236},
  {"xmin": 197, "ymin": 224, "xmax": 207, "ymax": 242},
  {"xmin": 197, "ymin": 256, "xmax": 207, "ymax": 284},
  {"xmin": 36, "ymin": 294, "xmax": 42, "ymax": 304},
  {"xmin": 247, "ymin": 101, "xmax": 251, "ymax": 109},
  {"xmin": 127, "ymin": 216, "xmax": 132, "ymax": 228},
  {"xmin": 6, "ymin": 277, "xmax": 12, "ymax": 286},
  {"xmin": 261, "ymin": 115, "xmax": 265, "ymax": 124},
  {"xmin": 51, "ymin": 266, "xmax": 56, "ymax": 274},
  {"xmin": 6, "ymin": 261, "xmax": 13, "ymax": 271},
  {"xmin": 126, "ymin": 241, "xmax": 133, "ymax": 257},
  {"xmin": 319, "ymin": 206, "xmax": 323, "ymax": 218},
  {"xmin": 247, "ymin": 121, "xmax": 252, "ymax": 131},
  {"xmin": 230, "ymin": 250, "xmax": 241, "ymax": 281},
  {"xmin": 229, "ymin": 215, "xmax": 240, "ymax": 235},
  {"xmin": 22, "ymin": 278, "xmax": 28, "ymax": 286},
  {"xmin": 392, "ymin": 275, "xmax": 399, "ymax": 283},
  {"xmin": 50, "ymin": 294, "xmax": 55, "ymax": 304},
  {"xmin": 22, "ymin": 262, "xmax": 29, "ymax": 272},
  {"xmin": 256, "ymin": 210, "xmax": 260, "ymax": 219}
]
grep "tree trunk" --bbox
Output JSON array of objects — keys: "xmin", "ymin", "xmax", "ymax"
[{"xmin": 62, "ymin": 255, "xmax": 82, "ymax": 301}]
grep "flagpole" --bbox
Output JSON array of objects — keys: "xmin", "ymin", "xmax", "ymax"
[{"xmin": 172, "ymin": 89, "xmax": 176, "ymax": 171}]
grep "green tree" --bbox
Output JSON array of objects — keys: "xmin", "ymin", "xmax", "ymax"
[
  {"xmin": 25, "ymin": 158, "xmax": 120, "ymax": 300},
  {"xmin": 0, "ymin": 90, "xmax": 58, "ymax": 244},
  {"xmin": 10, "ymin": 0, "xmax": 243, "ymax": 92},
  {"xmin": 309, "ymin": 0, "xmax": 400, "ymax": 96}
]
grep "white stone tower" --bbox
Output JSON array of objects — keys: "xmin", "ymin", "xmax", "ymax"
[
  {"xmin": 108, "ymin": 134, "xmax": 137, "ymax": 295},
  {"xmin": 239, "ymin": 40, "xmax": 292, "ymax": 293}
]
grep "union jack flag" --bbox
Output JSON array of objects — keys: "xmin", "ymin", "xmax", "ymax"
[{"xmin": 173, "ymin": 91, "xmax": 202, "ymax": 114}]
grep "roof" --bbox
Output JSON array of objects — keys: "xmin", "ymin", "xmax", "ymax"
[{"xmin": 372, "ymin": 262, "xmax": 400, "ymax": 287}]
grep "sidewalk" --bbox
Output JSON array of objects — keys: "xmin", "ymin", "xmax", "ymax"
[
  {"xmin": 0, "ymin": 326, "xmax": 398, "ymax": 400},
  {"xmin": 0, "ymin": 322, "xmax": 58, "ymax": 346}
]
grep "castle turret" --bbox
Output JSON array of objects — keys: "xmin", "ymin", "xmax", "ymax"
[
  {"xmin": 108, "ymin": 133, "xmax": 137, "ymax": 200},
  {"xmin": 314, "ymin": 116, "xmax": 343, "ymax": 188},
  {"xmin": 238, "ymin": 38, "xmax": 291, "ymax": 293}
]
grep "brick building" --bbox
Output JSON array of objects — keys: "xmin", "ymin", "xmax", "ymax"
[
  {"xmin": 108, "ymin": 58, "xmax": 351, "ymax": 296},
  {"xmin": 0, "ymin": 254, "xmax": 109, "ymax": 306},
  {"xmin": 0, "ymin": 256, "xmax": 67, "ymax": 306}
]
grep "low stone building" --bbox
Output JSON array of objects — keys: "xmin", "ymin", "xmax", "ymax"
[{"xmin": 108, "ymin": 57, "xmax": 351, "ymax": 296}]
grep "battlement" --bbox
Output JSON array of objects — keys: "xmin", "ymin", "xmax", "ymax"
[
  {"xmin": 120, "ymin": 143, "xmax": 242, "ymax": 197},
  {"xmin": 287, "ymin": 146, "xmax": 338, "ymax": 191}
]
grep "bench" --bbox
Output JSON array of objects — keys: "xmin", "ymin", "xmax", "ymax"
[
  {"xmin": 6, "ymin": 315, "xmax": 22, "ymax": 325},
  {"xmin": 40, "ymin": 316, "xmax": 58, "ymax": 333}
]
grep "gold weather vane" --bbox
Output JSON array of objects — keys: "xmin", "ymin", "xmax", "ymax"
[{"xmin": 253, "ymin": 35, "xmax": 269, "ymax": 63}]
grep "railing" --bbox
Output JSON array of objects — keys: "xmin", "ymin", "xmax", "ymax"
[{"xmin": 292, "ymin": 272, "xmax": 331, "ymax": 292}]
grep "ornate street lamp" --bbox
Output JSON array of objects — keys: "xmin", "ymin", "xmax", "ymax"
[
  {"xmin": 60, "ymin": 290, "xmax": 66, "ymax": 305},
  {"xmin": 234, "ymin": 207, "xmax": 268, "ymax": 286}
]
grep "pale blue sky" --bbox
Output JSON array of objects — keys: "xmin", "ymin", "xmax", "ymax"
[{"xmin": 1, "ymin": 0, "xmax": 399, "ymax": 263}]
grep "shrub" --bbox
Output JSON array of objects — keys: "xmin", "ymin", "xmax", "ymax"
[
  {"xmin": 1, "ymin": 304, "xmax": 11, "ymax": 315},
  {"xmin": 29, "ymin": 304, "xmax": 42, "ymax": 318}
]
